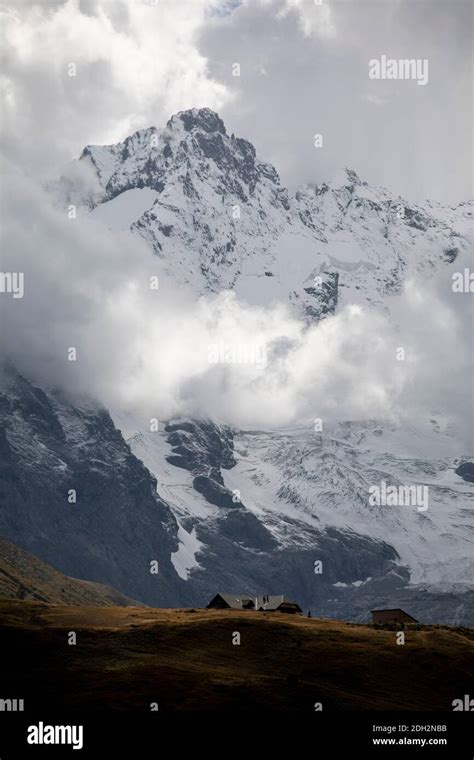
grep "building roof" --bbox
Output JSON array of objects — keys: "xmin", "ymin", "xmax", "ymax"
[
  {"xmin": 215, "ymin": 594, "xmax": 254, "ymax": 610},
  {"xmin": 371, "ymin": 608, "xmax": 414, "ymax": 614},
  {"xmin": 371, "ymin": 608, "xmax": 418, "ymax": 620},
  {"xmin": 210, "ymin": 593, "xmax": 302, "ymax": 611},
  {"xmin": 256, "ymin": 595, "xmax": 300, "ymax": 610}
]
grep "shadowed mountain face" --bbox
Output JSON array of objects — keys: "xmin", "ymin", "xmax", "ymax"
[
  {"xmin": 0, "ymin": 368, "xmax": 187, "ymax": 607},
  {"xmin": 1, "ymin": 601, "xmax": 473, "ymax": 713}
]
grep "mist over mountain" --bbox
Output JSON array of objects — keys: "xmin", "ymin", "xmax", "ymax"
[{"xmin": 1, "ymin": 108, "xmax": 473, "ymax": 623}]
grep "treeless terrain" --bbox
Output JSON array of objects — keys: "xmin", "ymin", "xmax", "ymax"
[
  {"xmin": 0, "ymin": 599, "xmax": 473, "ymax": 712},
  {"xmin": 0, "ymin": 537, "xmax": 140, "ymax": 607}
]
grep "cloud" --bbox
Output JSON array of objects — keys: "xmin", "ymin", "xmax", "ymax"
[
  {"xmin": 199, "ymin": 0, "xmax": 472, "ymax": 204},
  {"xmin": 276, "ymin": 0, "xmax": 336, "ymax": 39},
  {"xmin": 1, "ymin": 0, "xmax": 471, "ymax": 204},
  {"xmin": 362, "ymin": 93, "xmax": 390, "ymax": 106},
  {"xmin": 1, "ymin": 165, "xmax": 472, "ymax": 444},
  {"xmin": 0, "ymin": 0, "xmax": 230, "ymax": 179}
]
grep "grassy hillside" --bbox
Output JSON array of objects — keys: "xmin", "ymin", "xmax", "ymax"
[
  {"xmin": 0, "ymin": 537, "xmax": 140, "ymax": 606},
  {"xmin": 0, "ymin": 600, "xmax": 472, "ymax": 712}
]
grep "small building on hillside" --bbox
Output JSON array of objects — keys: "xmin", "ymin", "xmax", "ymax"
[
  {"xmin": 255, "ymin": 595, "xmax": 302, "ymax": 614},
  {"xmin": 371, "ymin": 608, "xmax": 418, "ymax": 625},
  {"xmin": 206, "ymin": 593, "xmax": 302, "ymax": 615},
  {"xmin": 206, "ymin": 594, "xmax": 255, "ymax": 611}
]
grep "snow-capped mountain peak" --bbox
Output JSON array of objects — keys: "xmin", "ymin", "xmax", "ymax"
[{"xmin": 70, "ymin": 108, "xmax": 473, "ymax": 318}]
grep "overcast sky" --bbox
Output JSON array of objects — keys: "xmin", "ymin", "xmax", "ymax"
[{"xmin": 1, "ymin": 0, "xmax": 472, "ymax": 204}]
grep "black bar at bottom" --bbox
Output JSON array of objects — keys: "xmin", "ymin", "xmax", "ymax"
[{"xmin": 0, "ymin": 711, "xmax": 472, "ymax": 757}]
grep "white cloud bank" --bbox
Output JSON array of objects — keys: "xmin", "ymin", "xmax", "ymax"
[
  {"xmin": 1, "ymin": 165, "xmax": 472, "ymax": 444},
  {"xmin": 1, "ymin": 0, "xmax": 471, "ymax": 203},
  {"xmin": 0, "ymin": 0, "xmax": 230, "ymax": 179}
]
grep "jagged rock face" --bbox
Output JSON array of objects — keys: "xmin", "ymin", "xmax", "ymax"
[
  {"xmin": 0, "ymin": 368, "xmax": 188, "ymax": 607},
  {"xmin": 455, "ymin": 462, "xmax": 474, "ymax": 483},
  {"xmin": 76, "ymin": 108, "xmax": 289, "ymax": 295},
  {"xmin": 84, "ymin": 108, "xmax": 284, "ymax": 208},
  {"xmin": 165, "ymin": 419, "xmax": 236, "ymax": 479},
  {"xmin": 119, "ymin": 408, "xmax": 474, "ymax": 624},
  {"xmin": 290, "ymin": 271, "xmax": 339, "ymax": 321},
  {"xmin": 122, "ymin": 414, "xmax": 403, "ymax": 612},
  {"xmin": 74, "ymin": 107, "xmax": 473, "ymax": 319}
]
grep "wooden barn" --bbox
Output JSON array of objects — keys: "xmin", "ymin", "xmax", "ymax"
[
  {"xmin": 206, "ymin": 593, "xmax": 302, "ymax": 614},
  {"xmin": 371, "ymin": 608, "xmax": 418, "ymax": 625}
]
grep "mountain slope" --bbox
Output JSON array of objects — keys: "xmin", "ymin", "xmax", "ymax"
[
  {"xmin": 0, "ymin": 367, "xmax": 188, "ymax": 607},
  {"xmin": 117, "ymin": 413, "xmax": 474, "ymax": 624},
  {"xmin": 0, "ymin": 536, "xmax": 141, "ymax": 606},
  {"xmin": 1, "ymin": 600, "xmax": 473, "ymax": 712}
]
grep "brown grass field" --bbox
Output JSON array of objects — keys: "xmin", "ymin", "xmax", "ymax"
[{"xmin": 1, "ymin": 599, "xmax": 473, "ymax": 713}]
